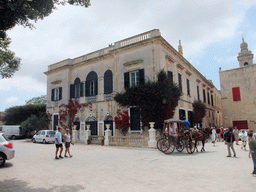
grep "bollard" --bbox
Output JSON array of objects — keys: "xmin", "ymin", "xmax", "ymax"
[
  {"xmin": 104, "ymin": 124, "xmax": 111, "ymax": 146},
  {"xmin": 148, "ymin": 122, "xmax": 157, "ymax": 148},
  {"xmin": 85, "ymin": 124, "xmax": 91, "ymax": 145}
]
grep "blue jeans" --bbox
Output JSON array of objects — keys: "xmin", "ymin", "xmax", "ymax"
[{"xmin": 252, "ymin": 152, "xmax": 256, "ymax": 174}]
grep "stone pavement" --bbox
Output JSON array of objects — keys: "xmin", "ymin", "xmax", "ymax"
[{"xmin": 0, "ymin": 139, "xmax": 255, "ymax": 192}]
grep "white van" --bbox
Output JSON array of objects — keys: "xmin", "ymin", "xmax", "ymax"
[{"xmin": 0, "ymin": 125, "xmax": 22, "ymax": 140}]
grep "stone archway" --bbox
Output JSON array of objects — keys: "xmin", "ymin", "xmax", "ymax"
[
  {"xmin": 104, "ymin": 115, "xmax": 114, "ymax": 136},
  {"xmin": 86, "ymin": 116, "xmax": 98, "ymax": 135}
]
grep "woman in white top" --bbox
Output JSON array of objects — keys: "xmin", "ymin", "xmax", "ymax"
[
  {"xmin": 64, "ymin": 129, "xmax": 73, "ymax": 158},
  {"xmin": 211, "ymin": 127, "xmax": 216, "ymax": 145}
]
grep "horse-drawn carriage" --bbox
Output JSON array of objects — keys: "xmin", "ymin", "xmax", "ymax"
[{"xmin": 157, "ymin": 118, "xmax": 196, "ymax": 154}]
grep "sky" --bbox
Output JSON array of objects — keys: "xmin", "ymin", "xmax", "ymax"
[{"xmin": 0, "ymin": 0, "xmax": 256, "ymax": 111}]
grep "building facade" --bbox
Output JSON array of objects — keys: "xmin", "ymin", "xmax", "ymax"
[
  {"xmin": 219, "ymin": 38, "xmax": 256, "ymax": 131},
  {"xmin": 45, "ymin": 29, "xmax": 223, "ymax": 138}
]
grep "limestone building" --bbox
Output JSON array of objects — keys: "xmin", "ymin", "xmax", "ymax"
[
  {"xmin": 219, "ymin": 38, "xmax": 256, "ymax": 131},
  {"xmin": 45, "ymin": 29, "xmax": 223, "ymax": 139}
]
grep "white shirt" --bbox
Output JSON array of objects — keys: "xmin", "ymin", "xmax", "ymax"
[{"xmin": 64, "ymin": 133, "xmax": 71, "ymax": 142}]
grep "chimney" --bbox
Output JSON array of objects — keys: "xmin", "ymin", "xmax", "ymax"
[{"xmin": 178, "ymin": 40, "xmax": 183, "ymax": 56}]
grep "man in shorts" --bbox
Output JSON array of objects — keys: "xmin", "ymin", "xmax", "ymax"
[{"xmin": 55, "ymin": 127, "xmax": 63, "ymax": 159}]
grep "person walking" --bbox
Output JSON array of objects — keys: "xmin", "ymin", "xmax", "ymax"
[
  {"xmin": 55, "ymin": 127, "xmax": 63, "ymax": 159},
  {"xmin": 248, "ymin": 132, "xmax": 256, "ymax": 176},
  {"xmin": 240, "ymin": 130, "xmax": 247, "ymax": 150},
  {"xmin": 64, "ymin": 129, "xmax": 73, "ymax": 158},
  {"xmin": 233, "ymin": 126, "xmax": 239, "ymax": 145},
  {"xmin": 211, "ymin": 127, "xmax": 216, "ymax": 146},
  {"xmin": 220, "ymin": 127, "xmax": 224, "ymax": 142},
  {"xmin": 225, "ymin": 128, "xmax": 236, "ymax": 157},
  {"xmin": 216, "ymin": 127, "xmax": 220, "ymax": 142}
]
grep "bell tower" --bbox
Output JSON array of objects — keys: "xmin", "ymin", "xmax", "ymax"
[{"xmin": 237, "ymin": 38, "xmax": 253, "ymax": 67}]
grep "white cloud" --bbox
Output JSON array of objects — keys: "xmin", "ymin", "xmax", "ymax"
[
  {"xmin": 5, "ymin": 97, "xmax": 19, "ymax": 103},
  {"xmin": 0, "ymin": 75, "xmax": 46, "ymax": 93}
]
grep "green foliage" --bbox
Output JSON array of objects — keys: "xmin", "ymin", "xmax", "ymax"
[
  {"xmin": 0, "ymin": 0, "xmax": 90, "ymax": 77},
  {"xmin": 0, "ymin": 0, "xmax": 91, "ymax": 38},
  {"xmin": 114, "ymin": 70, "xmax": 182, "ymax": 130},
  {"xmin": 20, "ymin": 114, "xmax": 50, "ymax": 135},
  {"xmin": 0, "ymin": 35, "xmax": 20, "ymax": 78},
  {"xmin": 192, "ymin": 100, "xmax": 206, "ymax": 123},
  {"xmin": 26, "ymin": 95, "xmax": 47, "ymax": 105},
  {"xmin": 3, "ymin": 104, "xmax": 48, "ymax": 125}
]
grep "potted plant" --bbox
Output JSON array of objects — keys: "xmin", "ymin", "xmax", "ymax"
[
  {"xmin": 87, "ymin": 135, "xmax": 92, "ymax": 144},
  {"xmin": 100, "ymin": 136, "xmax": 104, "ymax": 146}
]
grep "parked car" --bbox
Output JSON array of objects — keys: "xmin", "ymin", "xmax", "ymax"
[
  {"xmin": 32, "ymin": 130, "xmax": 55, "ymax": 144},
  {"xmin": 0, "ymin": 133, "xmax": 15, "ymax": 167},
  {"xmin": 238, "ymin": 130, "xmax": 248, "ymax": 140},
  {"xmin": 0, "ymin": 125, "xmax": 22, "ymax": 140}
]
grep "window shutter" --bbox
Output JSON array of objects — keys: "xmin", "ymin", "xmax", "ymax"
[
  {"xmin": 178, "ymin": 73, "xmax": 182, "ymax": 92},
  {"xmin": 124, "ymin": 72, "xmax": 129, "ymax": 89},
  {"xmin": 59, "ymin": 87, "xmax": 62, "ymax": 100},
  {"xmin": 232, "ymin": 87, "xmax": 241, "ymax": 101},
  {"xmin": 139, "ymin": 69, "xmax": 144, "ymax": 84},
  {"xmin": 70, "ymin": 84, "xmax": 75, "ymax": 99},
  {"xmin": 104, "ymin": 70, "xmax": 113, "ymax": 94},
  {"xmin": 85, "ymin": 80, "xmax": 90, "ymax": 96},
  {"xmin": 168, "ymin": 71, "xmax": 173, "ymax": 84},
  {"xmin": 95, "ymin": 79, "xmax": 98, "ymax": 95},
  {"xmin": 51, "ymin": 89, "xmax": 54, "ymax": 101},
  {"xmin": 187, "ymin": 79, "xmax": 190, "ymax": 95},
  {"xmin": 197, "ymin": 86, "xmax": 200, "ymax": 100},
  {"xmin": 80, "ymin": 83, "xmax": 84, "ymax": 97}
]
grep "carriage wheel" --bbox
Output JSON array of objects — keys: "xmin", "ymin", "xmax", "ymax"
[
  {"xmin": 176, "ymin": 140, "xmax": 185, "ymax": 152},
  {"xmin": 186, "ymin": 142, "xmax": 195, "ymax": 154},
  {"xmin": 157, "ymin": 138, "xmax": 165, "ymax": 151},
  {"xmin": 164, "ymin": 141, "xmax": 175, "ymax": 154},
  {"xmin": 159, "ymin": 139, "xmax": 170, "ymax": 153}
]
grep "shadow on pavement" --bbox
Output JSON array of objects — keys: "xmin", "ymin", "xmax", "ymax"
[
  {"xmin": 0, "ymin": 162, "xmax": 13, "ymax": 169},
  {"xmin": 0, "ymin": 178, "xmax": 85, "ymax": 192}
]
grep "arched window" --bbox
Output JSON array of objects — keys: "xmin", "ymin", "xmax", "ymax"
[
  {"xmin": 244, "ymin": 62, "xmax": 248, "ymax": 66},
  {"xmin": 70, "ymin": 77, "xmax": 83, "ymax": 99},
  {"xmin": 104, "ymin": 70, "xmax": 113, "ymax": 94},
  {"xmin": 74, "ymin": 78, "xmax": 81, "ymax": 98},
  {"xmin": 85, "ymin": 71, "xmax": 98, "ymax": 96}
]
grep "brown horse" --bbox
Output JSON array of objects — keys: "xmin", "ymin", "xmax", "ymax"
[{"xmin": 190, "ymin": 127, "xmax": 211, "ymax": 152}]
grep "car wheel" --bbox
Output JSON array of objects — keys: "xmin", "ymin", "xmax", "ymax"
[
  {"xmin": 32, "ymin": 138, "xmax": 36, "ymax": 143},
  {"xmin": 11, "ymin": 135, "xmax": 16, "ymax": 140},
  {"xmin": 0, "ymin": 153, "xmax": 6, "ymax": 167},
  {"xmin": 43, "ymin": 139, "xmax": 46, "ymax": 144}
]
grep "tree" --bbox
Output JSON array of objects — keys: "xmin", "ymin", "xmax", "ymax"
[
  {"xmin": 3, "ymin": 104, "xmax": 48, "ymax": 125},
  {"xmin": 0, "ymin": 0, "xmax": 90, "ymax": 78},
  {"xmin": 58, "ymin": 99, "xmax": 90, "ymax": 130},
  {"xmin": 114, "ymin": 70, "xmax": 182, "ymax": 130},
  {"xmin": 114, "ymin": 110, "xmax": 130, "ymax": 136},
  {"xmin": 192, "ymin": 100, "xmax": 206, "ymax": 127},
  {"xmin": 0, "ymin": 35, "xmax": 20, "ymax": 78},
  {"xmin": 0, "ymin": 0, "xmax": 91, "ymax": 34},
  {"xmin": 26, "ymin": 95, "xmax": 46, "ymax": 105},
  {"xmin": 20, "ymin": 114, "xmax": 50, "ymax": 137}
]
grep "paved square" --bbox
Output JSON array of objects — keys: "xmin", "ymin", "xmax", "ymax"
[{"xmin": 0, "ymin": 140, "xmax": 255, "ymax": 192}]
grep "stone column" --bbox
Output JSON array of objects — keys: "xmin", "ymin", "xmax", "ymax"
[
  {"xmin": 85, "ymin": 124, "xmax": 91, "ymax": 145},
  {"xmin": 104, "ymin": 124, "xmax": 111, "ymax": 146},
  {"xmin": 148, "ymin": 122, "xmax": 157, "ymax": 148},
  {"xmin": 72, "ymin": 125, "xmax": 77, "ymax": 143}
]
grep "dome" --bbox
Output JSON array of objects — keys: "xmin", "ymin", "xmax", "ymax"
[{"xmin": 240, "ymin": 38, "xmax": 248, "ymax": 51}]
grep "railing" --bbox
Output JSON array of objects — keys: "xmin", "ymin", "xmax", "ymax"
[
  {"xmin": 109, "ymin": 136, "xmax": 149, "ymax": 147},
  {"xmin": 114, "ymin": 29, "xmax": 160, "ymax": 49},
  {"xmin": 86, "ymin": 95, "xmax": 97, "ymax": 103},
  {"xmin": 104, "ymin": 93, "xmax": 113, "ymax": 101},
  {"xmin": 47, "ymin": 29, "xmax": 161, "ymax": 71}
]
